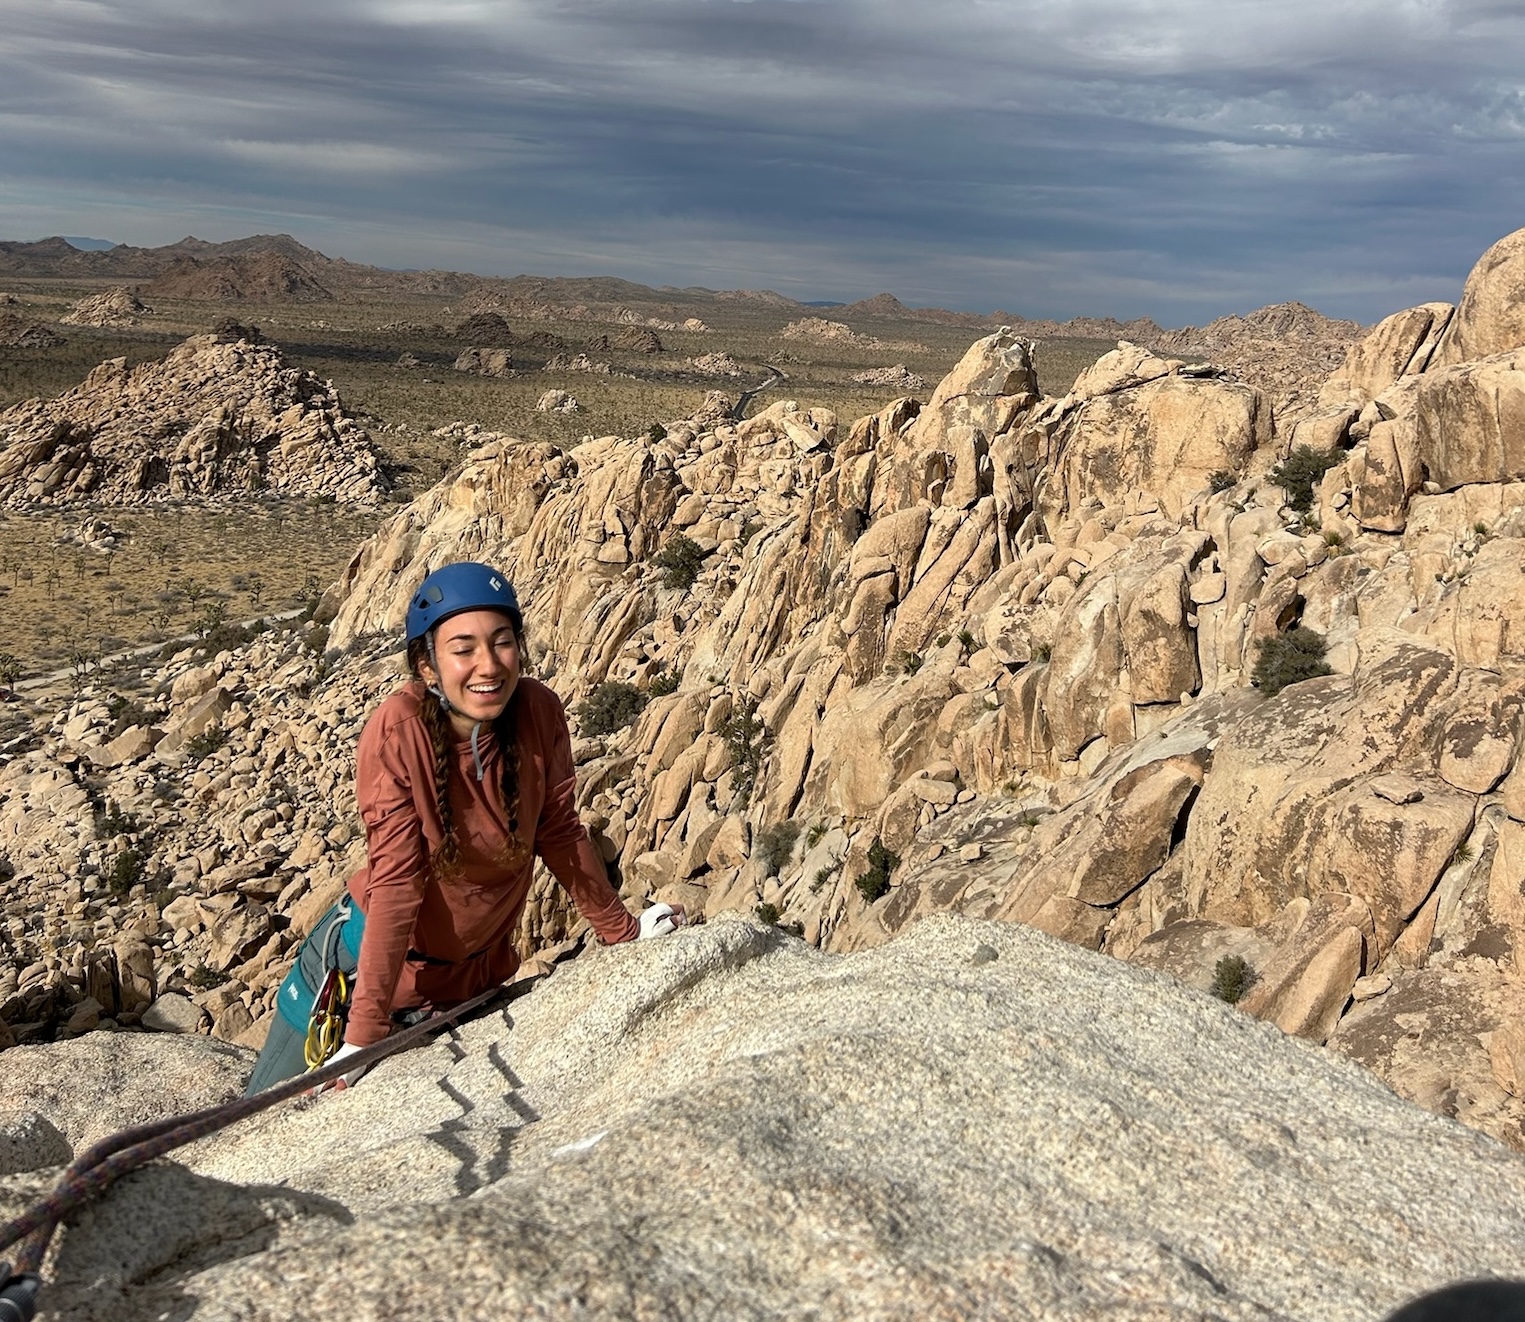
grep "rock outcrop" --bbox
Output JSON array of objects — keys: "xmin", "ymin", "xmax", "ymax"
[
  {"xmin": 0, "ymin": 331, "xmax": 388, "ymax": 506},
  {"xmin": 1150, "ymin": 301, "xmax": 1363, "ymax": 419},
  {"xmin": 58, "ymin": 287, "xmax": 153, "ymax": 327},
  {"xmin": 4, "ymin": 916, "xmax": 1524, "ymax": 1321},
  {"xmin": 0, "ymin": 313, "xmax": 63, "ymax": 349},
  {"xmin": 453, "ymin": 346, "xmax": 513, "ymax": 377}
]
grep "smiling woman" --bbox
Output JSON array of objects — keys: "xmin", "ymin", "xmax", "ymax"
[{"xmin": 245, "ymin": 560, "xmax": 685, "ymax": 1095}]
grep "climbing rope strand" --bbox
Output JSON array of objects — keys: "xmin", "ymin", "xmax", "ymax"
[{"xmin": 0, "ymin": 983, "xmax": 510, "ymax": 1274}]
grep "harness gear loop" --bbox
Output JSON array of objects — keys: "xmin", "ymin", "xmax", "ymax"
[
  {"xmin": 302, "ymin": 897, "xmax": 355, "ymax": 1071},
  {"xmin": 303, "ymin": 967, "xmax": 349, "ymax": 1070}
]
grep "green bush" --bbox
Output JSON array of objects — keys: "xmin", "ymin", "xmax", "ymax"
[
  {"xmin": 647, "ymin": 666, "xmax": 680, "ymax": 697},
  {"xmin": 755, "ymin": 902, "xmax": 781, "ymax": 925},
  {"xmin": 755, "ymin": 821, "xmax": 801, "ymax": 877},
  {"xmin": 896, "ymin": 650, "xmax": 923, "ymax": 676},
  {"xmin": 184, "ymin": 725, "xmax": 227, "ymax": 760},
  {"xmin": 107, "ymin": 847, "xmax": 145, "ymax": 897},
  {"xmin": 1268, "ymin": 446, "xmax": 1343, "ymax": 513},
  {"xmin": 1251, "ymin": 627, "xmax": 1333, "ymax": 696},
  {"xmin": 654, "ymin": 534, "xmax": 707, "ymax": 590},
  {"xmin": 188, "ymin": 962, "xmax": 227, "ymax": 991},
  {"xmin": 0, "ymin": 650, "xmax": 22, "ymax": 690},
  {"xmin": 721, "ymin": 695, "xmax": 768, "ymax": 806},
  {"xmin": 576, "ymin": 681, "xmax": 649, "ymax": 736},
  {"xmin": 806, "ymin": 821, "xmax": 828, "ymax": 849},
  {"xmin": 811, "ymin": 855, "xmax": 842, "ymax": 894},
  {"xmin": 1208, "ymin": 470, "xmax": 1237, "ymax": 494},
  {"xmin": 1211, "ymin": 955, "xmax": 1254, "ymax": 1004},
  {"xmin": 106, "ymin": 693, "xmax": 154, "ymax": 737},
  {"xmin": 647, "ymin": 422, "xmax": 668, "ymax": 443},
  {"xmin": 855, "ymin": 839, "xmax": 898, "ymax": 904}
]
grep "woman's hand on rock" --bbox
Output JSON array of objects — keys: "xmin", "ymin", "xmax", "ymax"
[{"xmin": 637, "ymin": 902, "xmax": 686, "ymax": 940}]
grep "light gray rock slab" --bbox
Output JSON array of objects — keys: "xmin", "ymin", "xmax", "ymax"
[
  {"xmin": 141, "ymin": 993, "xmax": 208, "ymax": 1034},
  {"xmin": 10, "ymin": 915, "xmax": 1525, "ymax": 1321},
  {"xmin": 0, "ymin": 1109, "xmax": 71, "ymax": 1175}
]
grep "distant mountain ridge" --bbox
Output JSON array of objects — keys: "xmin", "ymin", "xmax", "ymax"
[{"xmin": 0, "ymin": 235, "xmax": 1363, "ymax": 366}]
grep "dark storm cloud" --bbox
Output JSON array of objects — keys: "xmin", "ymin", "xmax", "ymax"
[{"xmin": 1, "ymin": 0, "xmax": 1522, "ymax": 321}]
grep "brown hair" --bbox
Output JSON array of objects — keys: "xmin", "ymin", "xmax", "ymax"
[{"xmin": 405, "ymin": 610, "xmax": 530, "ymax": 876}]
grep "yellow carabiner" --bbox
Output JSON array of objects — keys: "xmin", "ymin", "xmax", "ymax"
[{"xmin": 303, "ymin": 969, "xmax": 352, "ymax": 1070}]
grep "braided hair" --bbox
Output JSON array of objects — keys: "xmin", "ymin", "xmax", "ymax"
[{"xmin": 405, "ymin": 611, "xmax": 529, "ymax": 876}]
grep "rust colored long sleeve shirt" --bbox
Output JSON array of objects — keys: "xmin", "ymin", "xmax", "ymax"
[{"xmin": 344, "ymin": 677, "xmax": 638, "ymax": 1046}]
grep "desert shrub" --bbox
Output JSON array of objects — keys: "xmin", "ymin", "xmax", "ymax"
[
  {"xmin": 1208, "ymin": 470, "xmax": 1237, "ymax": 494},
  {"xmin": 577, "ymin": 681, "xmax": 649, "ymax": 736},
  {"xmin": 806, "ymin": 821, "xmax": 828, "ymax": 849},
  {"xmin": 721, "ymin": 695, "xmax": 768, "ymax": 806},
  {"xmin": 1031, "ymin": 643, "xmax": 1052, "ymax": 663},
  {"xmin": 0, "ymin": 857, "xmax": 14, "ymax": 883},
  {"xmin": 957, "ymin": 629, "xmax": 976, "ymax": 652},
  {"xmin": 1211, "ymin": 955, "xmax": 1254, "ymax": 1004},
  {"xmin": 855, "ymin": 839, "xmax": 898, "ymax": 904},
  {"xmin": 184, "ymin": 725, "xmax": 227, "ymax": 760},
  {"xmin": 106, "ymin": 693, "xmax": 154, "ymax": 737},
  {"xmin": 187, "ymin": 962, "xmax": 227, "ymax": 990},
  {"xmin": 1251, "ymin": 627, "xmax": 1333, "ymax": 697},
  {"xmin": 0, "ymin": 650, "xmax": 21, "ymax": 690},
  {"xmin": 755, "ymin": 821, "xmax": 801, "ymax": 876},
  {"xmin": 204, "ymin": 620, "xmax": 254, "ymax": 654},
  {"xmin": 647, "ymin": 666, "xmax": 680, "ymax": 697},
  {"xmin": 654, "ymin": 534, "xmax": 706, "ymax": 590},
  {"xmin": 107, "ymin": 847, "xmax": 145, "ymax": 897},
  {"xmin": 755, "ymin": 902, "xmax": 781, "ymax": 925},
  {"xmin": 936, "ymin": 633, "xmax": 951, "ymax": 648},
  {"xmin": 896, "ymin": 650, "xmax": 923, "ymax": 676},
  {"xmin": 1268, "ymin": 446, "xmax": 1342, "ymax": 513},
  {"xmin": 303, "ymin": 623, "xmax": 331, "ymax": 655},
  {"xmin": 97, "ymin": 800, "xmax": 142, "ymax": 837},
  {"xmin": 647, "ymin": 422, "xmax": 668, "ymax": 443},
  {"xmin": 811, "ymin": 855, "xmax": 842, "ymax": 893}
]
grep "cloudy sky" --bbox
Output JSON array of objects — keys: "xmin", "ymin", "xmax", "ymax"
[{"xmin": 2, "ymin": 0, "xmax": 1522, "ymax": 324}]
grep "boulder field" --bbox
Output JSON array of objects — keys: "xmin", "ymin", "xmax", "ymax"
[{"xmin": 4, "ymin": 226, "xmax": 1525, "ymax": 1313}]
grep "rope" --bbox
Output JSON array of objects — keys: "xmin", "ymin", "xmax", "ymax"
[{"xmin": 0, "ymin": 982, "xmax": 510, "ymax": 1277}]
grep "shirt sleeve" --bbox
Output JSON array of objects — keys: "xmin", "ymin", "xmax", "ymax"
[
  {"xmin": 346, "ymin": 705, "xmax": 434, "ymax": 1046},
  {"xmin": 533, "ymin": 689, "xmax": 640, "ymax": 945}
]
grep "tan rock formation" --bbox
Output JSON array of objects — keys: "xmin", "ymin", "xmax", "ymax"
[
  {"xmin": 11, "ymin": 226, "xmax": 1525, "ymax": 1160},
  {"xmin": 0, "ymin": 331, "xmax": 387, "ymax": 506},
  {"xmin": 453, "ymin": 346, "xmax": 513, "ymax": 376},
  {"xmin": 59, "ymin": 286, "xmax": 153, "ymax": 327},
  {"xmin": 1432, "ymin": 224, "xmax": 1525, "ymax": 367}
]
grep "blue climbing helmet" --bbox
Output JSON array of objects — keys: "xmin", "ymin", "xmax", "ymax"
[{"xmin": 405, "ymin": 562, "xmax": 521, "ymax": 644}]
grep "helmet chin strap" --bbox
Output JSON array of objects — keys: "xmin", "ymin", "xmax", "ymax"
[{"xmin": 426, "ymin": 631, "xmax": 486, "ymax": 782}]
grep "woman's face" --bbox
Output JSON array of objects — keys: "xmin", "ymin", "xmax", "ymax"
[{"xmin": 422, "ymin": 609, "xmax": 522, "ymax": 731}]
